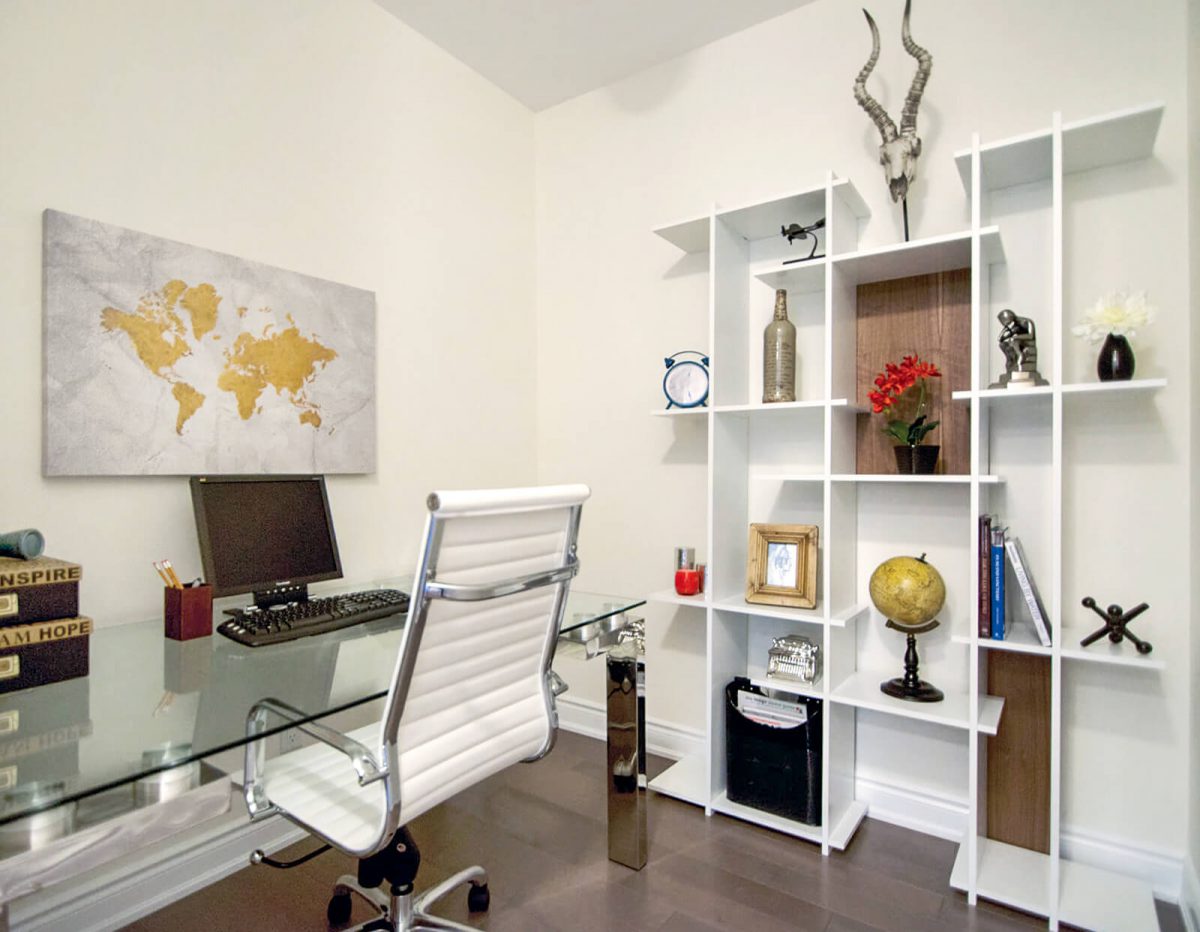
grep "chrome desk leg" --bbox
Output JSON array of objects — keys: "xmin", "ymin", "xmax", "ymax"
[{"xmin": 606, "ymin": 639, "xmax": 646, "ymax": 870}]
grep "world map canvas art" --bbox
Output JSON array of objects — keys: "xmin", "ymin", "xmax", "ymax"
[{"xmin": 43, "ymin": 210, "xmax": 376, "ymax": 476}]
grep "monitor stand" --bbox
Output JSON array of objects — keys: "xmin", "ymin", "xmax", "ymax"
[{"xmin": 252, "ymin": 583, "xmax": 309, "ymax": 610}]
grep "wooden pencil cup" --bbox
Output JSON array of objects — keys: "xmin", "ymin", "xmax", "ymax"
[{"xmin": 164, "ymin": 585, "xmax": 213, "ymax": 641}]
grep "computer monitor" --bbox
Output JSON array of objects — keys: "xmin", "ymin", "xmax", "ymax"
[{"xmin": 190, "ymin": 475, "xmax": 343, "ymax": 609}]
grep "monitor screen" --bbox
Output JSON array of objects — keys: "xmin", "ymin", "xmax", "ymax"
[{"xmin": 190, "ymin": 475, "xmax": 343, "ymax": 599}]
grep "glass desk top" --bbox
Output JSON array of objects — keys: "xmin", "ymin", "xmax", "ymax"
[{"xmin": 0, "ymin": 584, "xmax": 645, "ymax": 829}]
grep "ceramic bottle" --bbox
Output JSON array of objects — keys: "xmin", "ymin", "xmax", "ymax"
[{"xmin": 763, "ymin": 289, "xmax": 796, "ymax": 403}]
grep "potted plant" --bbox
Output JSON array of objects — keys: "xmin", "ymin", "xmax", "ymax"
[
  {"xmin": 868, "ymin": 355, "xmax": 943, "ymax": 474},
  {"xmin": 1071, "ymin": 289, "xmax": 1155, "ymax": 381}
]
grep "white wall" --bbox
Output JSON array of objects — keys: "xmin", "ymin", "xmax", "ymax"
[
  {"xmin": 535, "ymin": 0, "xmax": 1192, "ymax": 862},
  {"xmin": 1188, "ymin": 0, "xmax": 1200, "ymax": 921},
  {"xmin": 0, "ymin": 0, "xmax": 538, "ymax": 623}
]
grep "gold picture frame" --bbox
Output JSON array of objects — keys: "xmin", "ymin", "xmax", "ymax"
[{"xmin": 745, "ymin": 524, "xmax": 818, "ymax": 609}]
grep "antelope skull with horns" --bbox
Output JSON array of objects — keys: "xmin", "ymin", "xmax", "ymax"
[{"xmin": 854, "ymin": 0, "xmax": 933, "ymax": 203}]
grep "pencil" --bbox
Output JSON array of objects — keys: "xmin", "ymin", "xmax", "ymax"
[
  {"xmin": 153, "ymin": 561, "xmax": 173, "ymax": 587},
  {"xmin": 163, "ymin": 561, "xmax": 184, "ymax": 589}
]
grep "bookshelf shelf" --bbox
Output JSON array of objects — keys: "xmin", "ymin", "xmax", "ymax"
[
  {"xmin": 828, "ymin": 671, "xmax": 1003, "ymax": 735},
  {"xmin": 1060, "ymin": 377, "xmax": 1166, "ymax": 395},
  {"xmin": 709, "ymin": 595, "xmax": 864, "ymax": 628},
  {"xmin": 832, "ymin": 473, "xmax": 999, "ymax": 484},
  {"xmin": 952, "ymin": 386, "xmax": 1054, "ymax": 401},
  {"xmin": 653, "ymin": 214, "xmax": 709, "ymax": 254},
  {"xmin": 827, "ymin": 799, "xmax": 869, "ymax": 851},
  {"xmin": 952, "ymin": 378, "xmax": 1166, "ymax": 402},
  {"xmin": 830, "ymin": 226, "xmax": 1004, "ymax": 286},
  {"xmin": 645, "ymin": 588, "xmax": 709, "ymax": 610},
  {"xmin": 647, "ymin": 102, "xmax": 1165, "ymax": 924},
  {"xmin": 753, "ymin": 258, "xmax": 826, "ymax": 294},
  {"xmin": 752, "ymin": 473, "xmax": 1000, "ymax": 484},
  {"xmin": 647, "ymin": 752, "xmax": 708, "ymax": 806},
  {"xmin": 953, "ymin": 625, "xmax": 1052, "ymax": 656},
  {"xmin": 710, "ymin": 399, "xmax": 850, "ymax": 414},
  {"xmin": 709, "ymin": 791, "xmax": 823, "ymax": 843},
  {"xmin": 1058, "ymin": 856, "xmax": 1160, "ymax": 931},
  {"xmin": 951, "ymin": 838, "xmax": 1053, "ymax": 919},
  {"xmin": 649, "ymin": 406, "xmax": 709, "ymax": 417},
  {"xmin": 1057, "ymin": 626, "xmax": 1166, "ymax": 669}
]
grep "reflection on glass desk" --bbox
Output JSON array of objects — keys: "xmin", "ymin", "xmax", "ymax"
[{"xmin": 0, "ymin": 584, "xmax": 645, "ymax": 836}]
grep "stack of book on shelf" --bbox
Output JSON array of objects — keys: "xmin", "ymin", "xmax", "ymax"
[{"xmin": 978, "ymin": 515, "xmax": 1052, "ymax": 646}]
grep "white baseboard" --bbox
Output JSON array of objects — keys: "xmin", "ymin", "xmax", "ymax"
[
  {"xmin": 9, "ymin": 809, "xmax": 305, "ymax": 932},
  {"xmin": 1182, "ymin": 855, "xmax": 1199, "ymax": 932},
  {"xmin": 852, "ymin": 776, "xmax": 968, "ymax": 842},
  {"xmin": 1060, "ymin": 826, "xmax": 1183, "ymax": 903},
  {"xmin": 555, "ymin": 695, "xmax": 704, "ymax": 761}
]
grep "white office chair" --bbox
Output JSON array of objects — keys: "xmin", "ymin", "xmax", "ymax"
[{"xmin": 241, "ymin": 484, "xmax": 589, "ymax": 931}]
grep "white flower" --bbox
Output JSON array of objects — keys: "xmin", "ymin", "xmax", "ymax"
[{"xmin": 1071, "ymin": 290, "xmax": 1156, "ymax": 343}]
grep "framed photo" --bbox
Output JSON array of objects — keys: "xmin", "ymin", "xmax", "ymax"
[{"xmin": 745, "ymin": 524, "xmax": 818, "ymax": 609}]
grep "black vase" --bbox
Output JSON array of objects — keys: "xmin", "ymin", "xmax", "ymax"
[
  {"xmin": 1097, "ymin": 333, "xmax": 1135, "ymax": 381},
  {"xmin": 893, "ymin": 445, "xmax": 940, "ymax": 475}
]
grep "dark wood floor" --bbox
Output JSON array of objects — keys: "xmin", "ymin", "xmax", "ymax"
[{"xmin": 126, "ymin": 732, "xmax": 1183, "ymax": 931}]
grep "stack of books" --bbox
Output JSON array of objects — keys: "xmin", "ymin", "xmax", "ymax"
[
  {"xmin": 0, "ymin": 555, "xmax": 92, "ymax": 693},
  {"xmin": 977, "ymin": 515, "xmax": 1052, "ymax": 646}
]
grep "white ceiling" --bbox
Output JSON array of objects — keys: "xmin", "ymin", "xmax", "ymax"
[{"xmin": 374, "ymin": 0, "xmax": 817, "ymax": 111}]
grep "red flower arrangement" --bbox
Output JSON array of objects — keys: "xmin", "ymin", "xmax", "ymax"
[{"xmin": 868, "ymin": 355, "xmax": 942, "ymax": 446}]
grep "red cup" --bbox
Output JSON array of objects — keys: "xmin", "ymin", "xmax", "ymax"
[{"xmin": 674, "ymin": 568, "xmax": 701, "ymax": 596}]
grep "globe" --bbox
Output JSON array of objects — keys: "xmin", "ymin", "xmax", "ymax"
[{"xmin": 868, "ymin": 554, "xmax": 945, "ymax": 628}]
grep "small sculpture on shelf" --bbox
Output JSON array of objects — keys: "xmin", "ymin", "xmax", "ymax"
[
  {"xmin": 1078, "ymin": 596, "xmax": 1152, "ymax": 655},
  {"xmin": 869, "ymin": 553, "xmax": 945, "ymax": 702},
  {"xmin": 766, "ymin": 634, "xmax": 821, "ymax": 686},
  {"xmin": 779, "ymin": 218, "xmax": 825, "ymax": 264},
  {"xmin": 990, "ymin": 309, "xmax": 1049, "ymax": 389},
  {"xmin": 852, "ymin": 0, "xmax": 932, "ymax": 241}
]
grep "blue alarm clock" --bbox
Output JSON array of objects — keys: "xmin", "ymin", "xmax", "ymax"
[{"xmin": 663, "ymin": 351, "xmax": 710, "ymax": 409}]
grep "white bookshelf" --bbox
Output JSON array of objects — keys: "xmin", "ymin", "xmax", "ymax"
[{"xmin": 648, "ymin": 104, "xmax": 1165, "ymax": 927}]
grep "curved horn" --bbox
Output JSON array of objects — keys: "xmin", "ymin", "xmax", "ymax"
[
  {"xmin": 854, "ymin": 9, "xmax": 897, "ymax": 143},
  {"xmin": 899, "ymin": 0, "xmax": 932, "ymax": 137}
]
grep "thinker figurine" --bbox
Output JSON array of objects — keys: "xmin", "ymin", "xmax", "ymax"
[{"xmin": 990, "ymin": 309, "xmax": 1049, "ymax": 389}]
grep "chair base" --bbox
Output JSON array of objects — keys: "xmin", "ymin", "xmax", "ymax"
[{"xmin": 329, "ymin": 865, "xmax": 489, "ymax": 932}]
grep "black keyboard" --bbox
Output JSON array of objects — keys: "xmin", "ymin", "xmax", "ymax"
[{"xmin": 217, "ymin": 589, "xmax": 410, "ymax": 647}]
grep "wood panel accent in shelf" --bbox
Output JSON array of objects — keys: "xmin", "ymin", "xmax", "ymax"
[
  {"xmin": 985, "ymin": 651, "xmax": 1050, "ymax": 855},
  {"xmin": 854, "ymin": 270, "xmax": 971, "ymax": 476}
]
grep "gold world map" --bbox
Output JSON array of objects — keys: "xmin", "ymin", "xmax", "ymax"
[{"xmin": 100, "ymin": 279, "xmax": 338, "ymax": 435}]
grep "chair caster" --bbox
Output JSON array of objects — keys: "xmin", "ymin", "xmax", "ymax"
[
  {"xmin": 327, "ymin": 890, "xmax": 353, "ymax": 926},
  {"xmin": 467, "ymin": 881, "xmax": 490, "ymax": 913}
]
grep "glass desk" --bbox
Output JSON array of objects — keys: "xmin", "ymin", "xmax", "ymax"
[{"xmin": 0, "ymin": 586, "xmax": 645, "ymax": 838}]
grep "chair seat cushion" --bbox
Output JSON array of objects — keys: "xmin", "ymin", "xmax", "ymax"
[{"xmin": 262, "ymin": 694, "xmax": 549, "ymax": 854}]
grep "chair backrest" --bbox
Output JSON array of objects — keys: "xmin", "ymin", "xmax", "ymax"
[{"xmin": 378, "ymin": 484, "xmax": 588, "ymax": 829}]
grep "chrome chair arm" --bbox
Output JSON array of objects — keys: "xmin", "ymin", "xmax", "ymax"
[{"xmin": 244, "ymin": 697, "xmax": 387, "ymax": 801}]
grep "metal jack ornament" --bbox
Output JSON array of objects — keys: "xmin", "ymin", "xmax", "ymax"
[
  {"xmin": 1079, "ymin": 597, "xmax": 1152, "ymax": 655},
  {"xmin": 853, "ymin": 0, "xmax": 933, "ymax": 241}
]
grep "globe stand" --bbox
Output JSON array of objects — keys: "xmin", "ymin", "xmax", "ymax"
[{"xmin": 880, "ymin": 619, "xmax": 944, "ymax": 703}]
